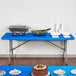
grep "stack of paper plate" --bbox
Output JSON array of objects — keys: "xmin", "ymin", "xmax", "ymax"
[
  {"xmin": 62, "ymin": 32, "xmax": 71, "ymax": 38},
  {"xmin": 51, "ymin": 32, "xmax": 61, "ymax": 38}
]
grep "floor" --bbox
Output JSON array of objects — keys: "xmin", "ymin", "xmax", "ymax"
[{"xmin": 0, "ymin": 57, "xmax": 76, "ymax": 66}]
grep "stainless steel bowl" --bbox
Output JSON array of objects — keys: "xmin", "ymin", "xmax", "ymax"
[{"xmin": 8, "ymin": 25, "xmax": 29, "ymax": 35}]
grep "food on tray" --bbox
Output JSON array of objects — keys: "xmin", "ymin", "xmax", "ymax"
[
  {"xmin": 71, "ymin": 69, "xmax": 76, "ymax": 74},
  {"xmin": 0, "ymin": 70, "xmax": 6, "ymax": 75},
  {"xmin": 32, "ymin": 28, "xmax": 51, "ymax": 36},
  {"xmin": 54, "ymin": 69, "xmax": 65, "ymax": 74},
  {"xmin": 33, "ymin": 30, "xmax": 46, "ymax": 35},
  {"xmin": 9, "ymin": 69, "xmax": 21, "ymax": 75},
  {"xmin": 31, "ymin": 64, "xmax": 49, "ymax": 76}
]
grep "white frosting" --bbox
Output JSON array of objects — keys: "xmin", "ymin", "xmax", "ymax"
[{"xmin": 34, "ymin": 64, "xmax": 46, "ymax": 70}]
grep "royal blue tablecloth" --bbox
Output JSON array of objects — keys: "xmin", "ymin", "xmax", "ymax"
[
  {"xmin": 0, "ymin": 66, "xmax": 76, "ymax": 76},
  {"xmin": 2, "ymin": 33, "xmax": 75, "ymax": 40}
]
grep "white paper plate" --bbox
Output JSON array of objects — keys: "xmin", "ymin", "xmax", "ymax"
[
  {"xmin": 9, "ymin": 69, "xmax": 21, "ymax": 75},
  {"xmin": 53, "ymin": 69, "xmax": 65, "ymax": 75},
  {"xmin": 51, "ymin": 32, "xmax": 61, "ymax": 36},
  {"xmin": 0, "ymin": 70, "xmax": 6, "ymax": 75},
  {"xmin": 62, "ymin": 32, "xmax": 70, "ymax": 36},
  {"xmin": 52, "ymin": 35, "xmax": 59, "ymax": 38},
  {"xmin": 70, "ymin": 69, "xmax": 76, "ymax": 74},
  {"xmin": 31, "ymin": 71, "xmax": 50, "ymax": 76},
  {"xmin": 63, "ymin": 35, "xmax": 70, "ymax": 38}
]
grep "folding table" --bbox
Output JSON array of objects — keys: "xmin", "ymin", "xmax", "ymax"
[{"xmin": 1, "ymin": 33, "xmax": 75, "ymax": 65}]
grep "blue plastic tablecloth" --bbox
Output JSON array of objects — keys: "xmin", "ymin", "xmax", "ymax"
[
  {"xmin": 1, "ymin": 33, "xmax": 75, "ymax": 40},
  {"xmin": 0, "ymin": 66, "xmax": 76, "ymax": 76}
]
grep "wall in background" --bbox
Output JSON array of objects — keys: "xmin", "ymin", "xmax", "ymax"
[{"xmin": 0, "ymin": 0, "xmax": 76, "ymax": 57}]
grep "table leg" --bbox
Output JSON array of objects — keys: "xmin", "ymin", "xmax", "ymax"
[
  {"xmin": 64, "ymin": 40, "xmax": 68, "ymax": 66},
  {"xmin": 9, "ymin": 40, "xmax": 13, "ymax": 65}
]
